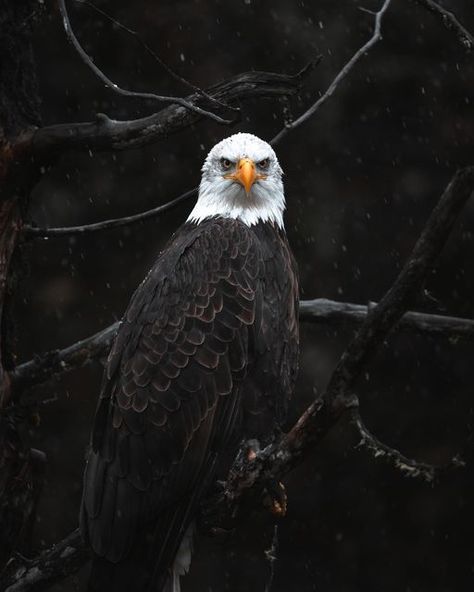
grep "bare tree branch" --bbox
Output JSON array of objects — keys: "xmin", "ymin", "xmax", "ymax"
[
  {"xmin": 73, "ymin": 0, "xmax": 237, "ymax": 114},
  {"xmin": 23, "ymin": 188, "xmax": 197, "ymax": 239},
  {"xmin": 270, "ymin": 0, "xmax": 393, "ymax": 145},
  {"xmin": 207, "ymin": 165, "xmax": 474, "ymax": 510},
  {"xmin": 58, "ymin": 0, "xmax": 232, "ymax": 125},
  {"xmin": 0, "ymin": 529, "xmax": 88, "ymax": 592},
  {"xmin": 350, "ymin": 409, "xmax": 464, "ymax": 482},
  {"xmin": 10, "ymin": 293, "xmax": 474, "ymax": 397},
  {"xmin": 411, "ymin": 0, "xmax": 474, "ymax": 51},
  {"xmin": 264, "ymin": 525, "xmax": 279, "ymax": 592},
  {"xmin": 299, "ymin": 298, "xmax": 474, "ymax": 340},
  {"xmin": 5, "ymin": 167, "xmax": 473, "ymax": 592},
  {"xmin": 20, "ymin": 65, "xmax": 314, "ymax": 163},
  {"xmin": 11, "ymin": 322, "xmax": 119, "ymax": 397}
]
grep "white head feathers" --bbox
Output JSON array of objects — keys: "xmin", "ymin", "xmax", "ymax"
[{"xmin": 187, "ymin": 133, "xmax": 285, "ymax": 228}]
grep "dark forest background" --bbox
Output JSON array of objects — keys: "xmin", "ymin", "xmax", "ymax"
[{"xmin": 15, "ymin": 0, "xmax": 474, "ymax": 590}]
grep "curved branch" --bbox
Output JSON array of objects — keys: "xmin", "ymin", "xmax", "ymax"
[
  {"xmin": 350, "ymin": 409, "xmax": 464, "ymax": 482},
  {"xmin": 271, "ymin": 0, "xmax": 393, "ymax": 145},
  {"xmin": 73, "ymin": 0, "xmax": 237, "ymax": 114},
  {"xmin": 23, "ymin": 188, "xmax": 197, "ymax": 238},
  {"xmin": 23, "ymin": 65, "xmax": 314, "ymax": 162},
  {"xmin": 59, "ymin": 0, "xmax": 232, "ymax": 124},
  {"xmin": 412, "ymin": 0, "xmax": 474, "ymax": 51},
  {"xmin": 11, "ymin": 322, "xmax": 119, "ymax": 396}
]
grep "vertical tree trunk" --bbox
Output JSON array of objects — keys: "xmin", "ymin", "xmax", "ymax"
[{"xmin": 0, "ymin": 0, "xmax": 45, "ymax": 568}]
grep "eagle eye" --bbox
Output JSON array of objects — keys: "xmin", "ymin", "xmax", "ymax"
[
  {"xmin": 220, "ymin": 158, "xmax": 233, "ymax": 170},
  {"xmin": 257, "ymin": 158, "xmax": 270, "ymax": 169}
]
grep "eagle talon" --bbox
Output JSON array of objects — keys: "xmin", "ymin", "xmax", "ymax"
[{"xmin": 263, "ymin": 480, "xmax": 287, "ymax": 517}]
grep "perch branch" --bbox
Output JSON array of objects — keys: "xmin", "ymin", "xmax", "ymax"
[
  {"xmin": 11, "ymin": 293, "xmax": 474, "ymax": 396},
  {"xmin": 208, "ymin": 166, "xmax": 474, "ymax": 508},
  {"xmin": 411, "ymin": 0, "xmax": 474, "ymax": 51},
  {"xmin": 5, "ymin": 167, "xmax": 473, "ymax": 591},
  {"xmin": 271, "ymin": 0, "xmax": 393, "ymax": 145},
  {"xmin": 23, "ymin": 188, "xmax": 197, "ymax": 238},
  {"xmin": 58, "ymin": 0, "xmax": 232, "ymax": 124},
  {"xmin": 351, "ymin": 409, "xmax": 464, "ymax": 482}
]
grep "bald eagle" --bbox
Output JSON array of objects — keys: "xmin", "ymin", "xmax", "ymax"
[{"xmin": 80, "ymin": 133, "xmax": 299, "ymax": 591}]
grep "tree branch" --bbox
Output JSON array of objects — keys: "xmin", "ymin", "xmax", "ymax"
[
  {"xmin": 23, "ymin": 188, "xmax": 197, "ymax": 239},
  {"xmin": 270, "ymin": 0, "xmax": 393, "ymax": 145},
  {"xmin": 0, "ymin": 529, "xmax": 88, "ymax": 592},
  {"xmin": 73, "ymin": 0, "xmax": 237, "ymax": 114},
  {"xmin": 350, "ymin": 409, "xmax": 464, "ymax": 483},
  {"xmin": 299, "ymin": 298, "xmax": 474, "ymax": 340},
  {"xmin": 20, "ymin": 65, "xmax": 314, "ymax": 163},
  {"xmin": 11, "ymin": 322, "xmax": 119, "ymax": 397},
  {"xmin": 11, "ymin": 293, "xmax": 474, "ymax": 396},
  {"xmin": 4, "ymin": 168, "xmax": 474, "ymax": 592},
  {"xmin": 58, "ymin": 0, "xmax": 232, "ymax": 125},
  {"xmin": 206, "ymin": 166, "xmax": 474, "ymax": 511},
  {"xmin": 411, "ymin": 0, "xmax": 474, "ymax": 52}
]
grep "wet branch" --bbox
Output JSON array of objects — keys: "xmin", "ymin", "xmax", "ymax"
[
  {"xmin": 11, "ymin": 295, "xmax": 474, "ymax": 397},
  {"xmin": 23, "ymin": 188, "xmax": 197, "ymax": 239},
  {"xmin": 0, "ymin": 529, "xmax": 88, "ymax": 592},
  {"xmin": 73, "ymin": 0, "xmax": 235, "ymax": 114},
  {"xmin": 5, "ymin": 167, "xmax": 473, "ymax": 592},
  {"xmin": 351, "ymin": 409, "xmax": 464, "ymax": 483},
  {"xmin": 412, "ymin": 0, "xmax": 474, "ymax": 51},
  {"xmin": 22, "ymin": 65, "xmax": 313, "ymax": 164},
  {"xmin": 59, "ymin": 0, "xmax": 232, "ymax": 125},
  {"xmin": 208, "ymin": 166, "xmax": 474, "ymax": 511},
  {"xmin": 271, "ymin": 0, "xmax": 393, "ymax": 145}
]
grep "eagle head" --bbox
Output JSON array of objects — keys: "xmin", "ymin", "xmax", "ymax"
[{"xmin": 187, "ymin": 133, "xmax": 285, "ymax": 228}]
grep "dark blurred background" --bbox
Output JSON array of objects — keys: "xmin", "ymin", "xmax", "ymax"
[{"xmin": 15, "ymin": 0, "xmax": 474, "ymax": 590}]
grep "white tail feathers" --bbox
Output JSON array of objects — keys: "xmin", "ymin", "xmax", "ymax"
[{"xmin": 163, "ymin": 523, "xmax": 194, "ymax": 592}]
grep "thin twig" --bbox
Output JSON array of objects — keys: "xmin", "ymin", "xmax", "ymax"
[
  {"xmin": 23, "ymin": 187, "xmax": 197, "ymax": 238},
  {"xmin": 264, "ymin": 525, "xmax": 279, "ymax": 592},
  {"xmin": 270, "ymin": 0, "xmax": 393, "ymax": 145},
  {"xmin": 73, "ymin": 0, "xmax": 237, "ymax": 113},
  {"xmin": 411, "ymin": 0, "xmax": 474, "ymax": 51},
  {"xmin": 58, "ymin": 0, "xmax": 233, "ymax": 124},
  {"xmin": 351, "ymin": 409, "xmax": 464, "ymax": 483}
]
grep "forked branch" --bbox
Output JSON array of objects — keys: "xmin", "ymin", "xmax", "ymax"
[{"xmin": 271, "ymin": 0, "xmax": 393, "ymax": 145}]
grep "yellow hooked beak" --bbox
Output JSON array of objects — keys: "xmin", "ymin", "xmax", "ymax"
[{"xmin": 224, "ymin": 158, "xmax": 266, "ymax": 195}]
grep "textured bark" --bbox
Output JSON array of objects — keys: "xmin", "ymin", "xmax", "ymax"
[{"xmin": 0, "ymin": 0, "xmax": 44, "ymax": 572}]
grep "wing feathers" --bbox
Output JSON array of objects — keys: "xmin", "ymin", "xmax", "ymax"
[{"xmin": 82, "ymin": 217, "xmax": 299, "ymax": 589}]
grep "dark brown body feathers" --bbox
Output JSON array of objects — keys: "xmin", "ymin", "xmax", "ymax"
[{"xmin": 81, "ymin": 216, "xmax": 299, "ymax": 591}]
